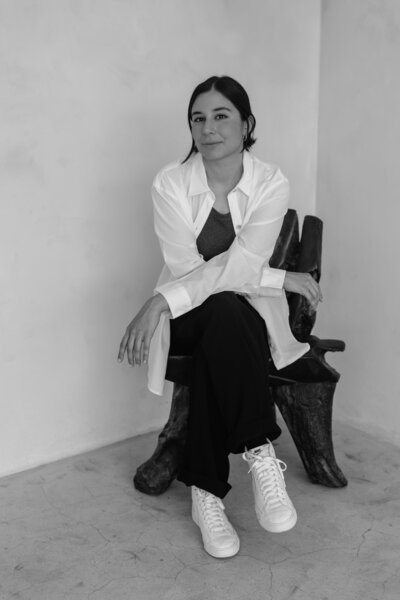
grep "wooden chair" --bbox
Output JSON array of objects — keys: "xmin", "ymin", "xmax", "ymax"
[{"xmin": 134, "ymin": 210, "xmax": 347, "ymax": 495}]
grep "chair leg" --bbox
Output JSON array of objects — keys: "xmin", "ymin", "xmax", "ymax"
[
  {"xmin": 272, "ymin": 382, "xmax": 348, "ymax": 487},
  {"xmin": 133, "ymin": 384, "xmax": 190, "ymax": 495}
]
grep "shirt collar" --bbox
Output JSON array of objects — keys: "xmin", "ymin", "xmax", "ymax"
[
  {"xmin": 236, "ymin": 151, "xmax": 253, "ymax": 196},
  {"xmin": 188, "ymin": 151, "xmax": 253, "ymax": 198},
  {"xmin": 188, "ymin": 153, "xmax": 209, "ymax": 196}
]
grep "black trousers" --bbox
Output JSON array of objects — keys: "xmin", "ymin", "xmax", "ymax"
[{"xmin": 169, "ymin": 292, "xmax": 281, "ymax": 499}]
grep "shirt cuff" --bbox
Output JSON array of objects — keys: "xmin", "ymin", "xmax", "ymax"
[
  {"xmin": 155, "ymin": 283, "xmax": 192, "ymax": 319},
  {"xmin": 260, "ymin": 267, "xmax": 286, "ymax": 289},
  {"xmin": 257, "ymin": 287, "xmax": 283, "ymax": 298}
]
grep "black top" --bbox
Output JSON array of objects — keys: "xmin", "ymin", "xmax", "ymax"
[{"xmin": 196, "ymin": 208, "xmax": 236, "ymax": 261}]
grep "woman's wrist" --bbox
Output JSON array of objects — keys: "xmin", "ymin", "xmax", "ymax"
[
  {"xmin": 283, "ymin": 271, "xmax": 291, "ymax": 290},
  {"xmin": 150, "ymin": 293, "xmax": 170, "ymax": 315}
]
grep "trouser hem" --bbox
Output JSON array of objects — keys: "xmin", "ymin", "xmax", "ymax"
[
  {"xmin": 177, "ymin": 469, "xmax": 232, "ymax": 499},
  {"xmin": 228, "ymin": 421, "xmax": 282, "ymax": 454}
]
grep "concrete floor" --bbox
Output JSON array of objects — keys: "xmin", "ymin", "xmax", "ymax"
[{"xmin": 1, "ymin": 421, "xmax": 400, "ymax": 600}]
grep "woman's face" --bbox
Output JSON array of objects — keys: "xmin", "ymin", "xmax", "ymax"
[{"xmin": 190, "ymin": 89, "xmax": 246, "ymax": 162}]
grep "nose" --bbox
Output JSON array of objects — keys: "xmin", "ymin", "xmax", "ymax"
[{"xmin": 202, "ymin": 118, "xmax": 216, "ymax": 135}]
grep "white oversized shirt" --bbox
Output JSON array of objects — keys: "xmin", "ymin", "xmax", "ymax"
[{"xmin": 147, "ymin": 151, "xmax": 309, "ymax": 395}]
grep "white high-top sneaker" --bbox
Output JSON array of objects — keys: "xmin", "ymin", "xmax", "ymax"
[
  {"xmin": 191, "ymin": 486, "xmax": 240, "ymax": 558},
  {"xmin": 242, "ymin": 441, "xmax": 297, "ymax": 533}
]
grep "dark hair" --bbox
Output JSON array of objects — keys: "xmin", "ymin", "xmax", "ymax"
[{"xmin": 182, "ymin": 75, "xmax": 257, "ymax": 163}]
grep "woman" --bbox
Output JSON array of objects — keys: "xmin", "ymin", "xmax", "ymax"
[{"xmin": 118, "ymin": 76, "xmax": 322, "ymax": 559}]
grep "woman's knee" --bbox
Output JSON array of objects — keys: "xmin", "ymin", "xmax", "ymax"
[
  {"xmin": 204, "ymin": 292, "xmax": 240, "ymax": 313},
  {"xmin": 199, "ymin": 293, "xmax": 267, "ymax": 357},
  {"xmin": 202, "ymin": 292, "xmax": 249, "ymax": 325}
]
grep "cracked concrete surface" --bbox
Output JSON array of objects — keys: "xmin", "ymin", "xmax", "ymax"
[{"xmin": 1, "ymin": 422, "xmax": 400, "ymax": 600}]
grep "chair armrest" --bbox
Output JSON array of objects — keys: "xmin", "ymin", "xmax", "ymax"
[{"xmin": 308, "ymin": 335, "xmax": 346, "ymax": 353}]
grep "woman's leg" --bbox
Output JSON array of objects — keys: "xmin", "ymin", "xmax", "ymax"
[{"xmin": 169, "ymin": 292, "xmax": 281, "ymax": 499}]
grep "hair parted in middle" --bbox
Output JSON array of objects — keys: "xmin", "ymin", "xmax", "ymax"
[{"xmin": 183, "ymin": 75, "xmax": 257, "ymax": 163}]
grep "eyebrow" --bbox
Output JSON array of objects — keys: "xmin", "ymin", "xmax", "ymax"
[{"xmin": 191, "ymin": 106, "xmax": 232, "ymax": 116}]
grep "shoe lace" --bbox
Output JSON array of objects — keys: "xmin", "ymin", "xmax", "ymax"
[
  {"xmin": 197, "ymin": 490, "xmax": 231, "ymax": 533},
  {"xmin": 243, "ymin": 450, "xmax": 289, "ymax": 508}
]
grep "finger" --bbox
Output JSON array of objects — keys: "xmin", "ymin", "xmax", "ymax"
[
  {"xmin": 310, "ymin": 286, "xmax": 320, "ymax": 304},
  {"xmin": 142, "ymin": 334, "xmax": 151, "ymax": 365},
  {"xmin": 133, "ymin": 333, "xmax": 144, "ymax": 366},
  {"xmin": 309, "ymin": 288, "xmax": 319, "ymax": 309},
  {"xmin": 302, "ymin": 284, "xmax": 317, "ymax": 309},
  {"xmin": 307, "ymin": 275, "xmax": 318, "ymax": 292},
  {"xmin": 312, "ymin": 280, "xmax": 323, "ymax": 302},
  {"xmin": 306, "ymin": 291, "xmax": 316, "ymax": 308},
  {"xmin": 308, "ymin": 279, "xmax": 320, "ymax": 303},
  {"xmin": 127, "ymin": 331, "xmax": 136, "ymax": 366},
  {"xmin": 314, "ymin": 283, "xmax": 323, "ymax": 303},
  {"xmin": 118, "ymin": 331, "xmax": 129, "ymax": 362},
  {"xmin": 311, "ymin": 287, "xmax": 321, "ymax": 309}
]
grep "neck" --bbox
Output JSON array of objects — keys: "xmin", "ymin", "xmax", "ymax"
[{"xmin": 203, "ymin": 152, "xmax": 244, "ymax": 192}]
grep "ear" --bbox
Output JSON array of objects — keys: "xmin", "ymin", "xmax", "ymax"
[{"xmin": 246, "ymin": 115, "xmax": 255, "ymax": 135}]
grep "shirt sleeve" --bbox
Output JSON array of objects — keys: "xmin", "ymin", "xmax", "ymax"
[
  {"xmin": 153, "ymin": 167, "xmax": 289, "ymax": 318},
  {"xmin": 152, "ymin": 174, "xmax": 205, "ymax": 279}
]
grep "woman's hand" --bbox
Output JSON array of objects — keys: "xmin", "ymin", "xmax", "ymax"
[
  {"xmin": 283, "ymin": 272, "xmax": 323, "ymax": 311},
  {"xmin": 118, "ymin": 294, "xmax": 170, "ymax": 366}
]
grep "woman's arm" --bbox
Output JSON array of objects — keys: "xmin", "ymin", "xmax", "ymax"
[
  {"xmin": 153, "ymin": 167, "xmax": 291, "ymax": 318},
  {"xmin": 118, "ymin": 166, "xmax": 321, "ymax": 365}
]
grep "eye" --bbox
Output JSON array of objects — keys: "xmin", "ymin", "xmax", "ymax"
[
  {"xmin": 215, "ymin": 113, "xmax": 228, "ymax": 120},
  {"xmin": 192, "ymin": 116, "xmax": 205, "ymax": 123}
]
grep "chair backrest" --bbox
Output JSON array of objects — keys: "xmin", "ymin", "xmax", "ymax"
[{"xmin": 270, "ymin": 210, "xmax": 323, "ymax": 343}]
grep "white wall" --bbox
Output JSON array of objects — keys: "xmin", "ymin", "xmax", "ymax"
[
  {"xmin": 0, "ymin": 0, "xmax": 321, "ymax": 476},
  {"xmin": 317, "ymin": 0, "xmax": 400, "ymax": 443}
]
